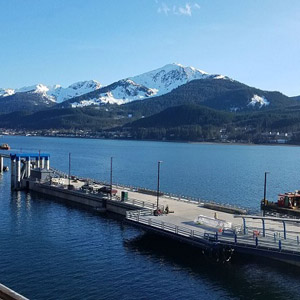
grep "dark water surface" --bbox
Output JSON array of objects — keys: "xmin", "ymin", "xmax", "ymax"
[{"xmin": 1, "ymin": 136, "xmax": 300, "ymax": 299}]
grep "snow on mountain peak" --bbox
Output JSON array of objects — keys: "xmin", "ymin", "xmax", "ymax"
[
  {"xmin": 129, "ymin": 63, "xmax": 212, "ymax": 98},
  {"xmin": 0, "ymin": 80, "xmax": 102, "ymax": 103},
  {"xmin": 71, "ymin": 63, "xmax": 228, "ymax": 107},
  {"xmin": 0, "ymin": 88, "xmax": 15, "ymax": 97},
  {"xmin": 1, "ymin": 63, "xmax": 228, "ymax": 108},
  {"xmin": 16, "ymin": 84, "xmax": 47, "ymax": 94},
  {"xmin": 34, "ymin": 84, "xmax": 49, "ymax": 94},
  {"xmin": 49, "ymin": 80, "xmax": 102, "ymax": 103},
  {"xmin": 68, "ymin": 80, "xmax": 101, "ymax": 91}
]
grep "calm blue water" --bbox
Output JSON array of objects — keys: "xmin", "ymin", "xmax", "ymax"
[{"xmin": 1, "ymin": 136, "xmax": 300, "ymax": 299}]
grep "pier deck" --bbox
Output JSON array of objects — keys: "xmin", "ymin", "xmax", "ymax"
[
  {"xmin": 121, "ymin": 187, "xmax": 300, "ymax": 239},
  {"xmin": 5, "ymin": 151, "xmax": 300, "ymax": 266},
  {"xmin": 49, "ymin": 177, "xmax": 300, "ymax": 261}
]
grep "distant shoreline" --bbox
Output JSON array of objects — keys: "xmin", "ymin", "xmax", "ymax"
[{"xmin": 2, "ymin": 133, "xmax": 300, "ymax": 148}]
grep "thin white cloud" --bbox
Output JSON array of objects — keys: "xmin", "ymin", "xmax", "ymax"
[
  {"xmin": 157, "ymin": 2, "xmax": 171, "ymax": 15},
  {"xmin": 178, "ymin": 4, "xmax": 192, "ymax": 16},
  {"xmin": 157, "ymin": 2, "xmax": 200, "ymax": 17}
]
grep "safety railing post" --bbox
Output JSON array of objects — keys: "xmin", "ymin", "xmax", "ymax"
[
  {"xmin": 243, "ymin": 217, "xmax": 246, "ymax": 235},
  {"xmin": 282, "ymin": 221, "xmax": 287, "ymax": 240},
  {"xmin": 279, "ymin": 240, "xmax": 282, "ymax": 251},
  {"xmin": 262, "ymin": 219, "xmax": 265, "ymax": 237}
]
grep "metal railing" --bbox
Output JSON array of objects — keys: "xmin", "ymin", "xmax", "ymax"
[
  {"xmin": 126, "ymin": 211, "xmax": 300, "ymax": 254},
  {"xmin": 50, "ymin": 167, "xmax": 68, "ymax": 179},
  {"xmin": 122, "ymin": 197, "xmax": 156, "ymax": 210}
]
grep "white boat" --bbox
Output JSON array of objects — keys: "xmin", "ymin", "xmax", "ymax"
[{"xmin": 194, "ymin": 215, "xmax": 232, "ymax": 230}]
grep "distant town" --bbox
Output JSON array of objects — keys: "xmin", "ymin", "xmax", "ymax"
[{"xmin": 0, "ymin": 128, "xmax": 296, "ymax": 145}]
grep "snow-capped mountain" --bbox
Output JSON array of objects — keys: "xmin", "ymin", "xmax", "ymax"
[
  {"xmin": 0, "ymin": 88, "xmax": 15, "ymax": 97},
  {"xmin": 70, "ymin": 79, "xmax": 156, "ymax": 107},
  {"xmin": 0, "ymin": 80, "xmax": 101, "ymax": 103},
  {"xmin": 48, "ymin": 80, "xmax": 102, "ymax": 103},
  {"xmin": 69, "ymin": 63, "xmax": 228, "ymax": 107},
  {"xmin": 130, "ymin": 63, "xmax": 224, "ymax": 96},
  {"xmin": 1, "ymin": 63, "xmax": 288, "ymax": 114}
]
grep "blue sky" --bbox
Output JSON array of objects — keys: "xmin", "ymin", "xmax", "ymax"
[{"xmin": 0, "ymin": 0, "xmax": 299, "ymax": 96}]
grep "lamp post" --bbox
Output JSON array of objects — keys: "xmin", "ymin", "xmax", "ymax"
[
  {"xmin": 157, "ymin": 161, "xmax": 163, "ymax": 210},
  {"xmin": 38, "ymin": 149, "xmax": 41, "ymax": 183},
  {"xmin": 68, "ymin": 153, "xmax": 71, "ymax": 187},
  {"xmin": 263, "ymin": 171, "xmax": 269, "ymax": 204},
  {"xmin": 110, "ymin": 157, "xmax": 113, "ymax": 198},
  {"xmin": 38, "ymin": 149, "xmax": 41, "ymax": 169}
]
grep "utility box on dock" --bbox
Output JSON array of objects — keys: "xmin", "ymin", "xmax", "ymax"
[
  {"xmin": 121, "ymin": 191, "xmax": 128, "ymax": 202},
  {"xmin": 30, "ymin": 169, "xmax": 54, "ymax": 182}
]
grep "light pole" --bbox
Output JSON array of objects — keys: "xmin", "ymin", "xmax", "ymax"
[
  {"xmin": 38, "ymin": 149, "xmax": 41, "ymax": 169},
  {"xmin": 38, "ymin": 149, "xmax": 41, "ymax": 183},
  {"xmin": 263, "ymin": 171, "xmax": 269, "ymax": 204},
  {"xmin": 110, "ymin": 157, "xmax": 113, "ymax": 198},
  {"xmin": 157, "ymin": 161, "xmax": 163, "ymax": 210},
  {"xmin": 68, "ymin": 153, "xmax": 71, "ymax": 187}
]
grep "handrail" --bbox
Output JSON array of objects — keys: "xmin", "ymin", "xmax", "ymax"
[
  {"xmin": 126, "ymin": 213, "xmax": 300, "ymax": 254},
  {"xmin": 123, "ymin": 197, "xmax": 155, "ymax": 210},
  {"xmin": 235, "ymin": 215, "xmax": 300, "ymax": 223}
]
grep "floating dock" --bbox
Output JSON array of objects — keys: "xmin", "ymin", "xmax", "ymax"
[{"xmin": 2, "ymin": 152, "xmax": 300, "ymax": 266}]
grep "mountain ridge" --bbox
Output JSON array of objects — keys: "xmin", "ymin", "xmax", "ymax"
[
  {"xmin": 64, "ymin": 63, "xmax": 230, "ymax": 107},
  {"xmin": 0, "ymin": 63, "xmax": 297, "ymax": 116},
  {"xmin": 0, "ymin": 80, "xmax": 102, "ymax": 103}
]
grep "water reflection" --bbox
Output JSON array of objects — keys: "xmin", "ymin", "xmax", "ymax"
[
  {"xmin": 13, "ymin": 191, "xmax": 22, "ymax": 212},
  {"xmin": 25, "ymin": 192, "xmax": 32, "ymax": 212},
  {"xmin": 124, "ymin": 233, "xmax": 300, "ymax": 300}
]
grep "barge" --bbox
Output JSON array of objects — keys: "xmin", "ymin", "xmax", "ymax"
[{"xmin": 261, "ymin": 191, "xmax": 300, "ymax": 216}]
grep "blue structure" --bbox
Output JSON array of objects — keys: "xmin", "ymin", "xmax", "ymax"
[
  {"xmin": 10, "ymin": 153, "xmax": 50, "ymax": 189},
  {"xmin": 10, "ymin": 153, "xmax": 50, "ymax": 160}
]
